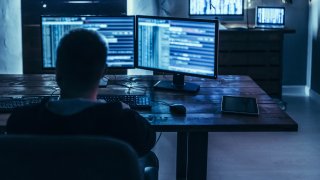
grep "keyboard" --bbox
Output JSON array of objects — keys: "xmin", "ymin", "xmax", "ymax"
[
  {"xmin": 97, "ymin": 95, "xmax": 151, "ymax": 110},
  {"xmin": 0, "ymin": 95, "xmax": 151, "ymax": 113},
  {"xmin": 0, "ymin": 96, "xmax": 58, "ymax": 113}
]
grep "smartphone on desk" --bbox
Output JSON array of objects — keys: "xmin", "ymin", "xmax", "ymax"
[{"xmin": 221, "ymin": 96, "xmax": 259, "ymax": 116}]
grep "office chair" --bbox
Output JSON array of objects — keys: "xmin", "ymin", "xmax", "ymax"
[{"xmin": 0, "ymin": 135, "xmax": 143, "ymax": 180}]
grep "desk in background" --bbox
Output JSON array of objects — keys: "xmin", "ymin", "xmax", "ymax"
[
  {"xmin": 0, "ymin": 74, "xmax": 298, "ymax": 180},
  {"xmin": 219, "ymin": 28, "xmax": 295, "ymax": 99}
]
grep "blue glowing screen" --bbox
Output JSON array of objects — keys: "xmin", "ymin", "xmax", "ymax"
[
  {"xmin": 41, "ymin": 16, "xmax": 135, "ymax": 69},
  {"xmin": 256, "ymin": 7, "xmax": 285, "ymax": 25},
  {"xmin": 190, "ymin": 0, "xmax": 243, "ymax": 15},
  {"xmin": 137, "ymin": 16, "xmax": 218, "ymax": 78}
]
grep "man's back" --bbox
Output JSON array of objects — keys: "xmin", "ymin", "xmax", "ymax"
[
  {"xmin": 7, "ymin": 100, "xmax": 155, "ymax": 156},
  {"xmin": 6, "ymin": 29, "xmax": 159, "ymax": 179}
]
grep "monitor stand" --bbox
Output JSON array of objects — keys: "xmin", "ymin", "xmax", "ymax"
[{"xmin": 153, "ymin": 74, "xmax": 200, "ymax": 93}]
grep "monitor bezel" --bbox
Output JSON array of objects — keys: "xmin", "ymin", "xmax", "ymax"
[
  {"xmin": 188, "ymin": 0, "xmax": 245, "ymax": 17},
  {"xmin": 256, "ymin": 6, "xmax": 285, "ymax": 26},
  {"xmin": 135, "ymin": 15, "xmax": 219, "ymax": 80},
  {"xmin": 40, "ymin": 15, "xmax": 136, "ymax": 70}
]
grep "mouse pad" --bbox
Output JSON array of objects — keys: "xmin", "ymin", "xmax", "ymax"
[{"xmin": 221, "ymin": 96, "xmax": 259, "ymax": 116}]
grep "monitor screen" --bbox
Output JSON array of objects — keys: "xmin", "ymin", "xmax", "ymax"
[
  {"xmin": 41, "ymin": 16, "xmax": 135, "ymax": 69},
  {"xmin": 189, "ymin": 0, "xmax": 244, "ymax": 16},
  {"xmin": 137, "ymin": 16, "xmax": 219, "ymax": 92},
  {"xmin": 256, "ymin": 7, "xmax": 285, "ymax": 25}
]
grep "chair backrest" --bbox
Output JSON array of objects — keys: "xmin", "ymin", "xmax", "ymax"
[{"xmin": 0, "ymin": 135, "xmax": 143, "ymax": 180}]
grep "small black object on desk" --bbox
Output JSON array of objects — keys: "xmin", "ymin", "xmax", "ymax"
[{"xmin": 169, "ymin": 104, "xmax": 186, "ymax": 115}]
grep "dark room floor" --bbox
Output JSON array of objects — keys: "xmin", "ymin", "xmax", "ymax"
[{"xmin": 153, "ymin": 95, "xmax": 320, "ymax": 180}]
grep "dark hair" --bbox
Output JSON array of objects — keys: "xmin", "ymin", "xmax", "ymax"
[{"xmin": 56, "ymin": 29, "xmax": 107, "ymax": 92}]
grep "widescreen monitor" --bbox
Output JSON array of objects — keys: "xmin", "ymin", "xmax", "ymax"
[
  {"xmin": 136, "ymin": 16, "xmax": 219, "ymax": 93},
  {"xmin": 189, "ymin": 0, "xmax": 244, "ymax": 16},
  {"xmin": 256, "ymin": 7, "xmax": 285, "ymax": 27},
  {"xmin": 41, "ymin": 16, "xmax": 135, "ymax": 69}
]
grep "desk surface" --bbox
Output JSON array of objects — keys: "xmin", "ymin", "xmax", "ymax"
[{"xmin": 0, "ymin": 74, "xmax": 298, "ymax": 132}]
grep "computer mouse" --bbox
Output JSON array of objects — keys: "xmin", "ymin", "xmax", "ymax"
[{"xmin": 169, "ymin": 104, "xmax": 186, "ymax": 115}]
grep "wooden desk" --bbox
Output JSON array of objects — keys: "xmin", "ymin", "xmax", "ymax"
[{"xmin": 0, "ymin": 74, "xmax": 298, "ymax": 180}]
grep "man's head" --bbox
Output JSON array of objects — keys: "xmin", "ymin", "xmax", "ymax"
[{"xmin": 56, "ymin": 29, "xmax": 107, "ymax": 98}]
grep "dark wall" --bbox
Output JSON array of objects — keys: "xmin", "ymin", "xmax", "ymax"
[
  {"xmin": 311, "ymin": 20, "xmax": 320, "ymax": 94},
  {"xmin": 21, "ymin": 0, "xmax": 127, "ymax": 74},
  {"xmin": 281, "ymin": 1, "xmax": 309, "ymax": 85}
]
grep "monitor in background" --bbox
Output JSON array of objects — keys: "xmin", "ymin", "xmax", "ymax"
[
  {"xmin": 136, "ymin": 16, "xmax": 219, "ymax": 93},
  {"xmin": 189, "ymin": 0, "xmax": 244, "ymax": 17},
  {"xmin": 41, "ymin": 16, "xmax": 135, "ymax": 69},
  {"xmin": 255, "ymin": 7, "xmax": 285, "ymax": 28}
]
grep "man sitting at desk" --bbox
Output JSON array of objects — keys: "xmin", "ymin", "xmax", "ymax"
[{"xmin": 6, "ymin": 29, "xmax": 158, "ymax": 177}]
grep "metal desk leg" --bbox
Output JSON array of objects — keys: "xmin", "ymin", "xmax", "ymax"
[
  {"xmin": 176, "ymin": 132, "xmax": 188, "ymax": 180},
  {"xmin": 187, "ymin": 132, "xmax": 208, "ymax": 180}
]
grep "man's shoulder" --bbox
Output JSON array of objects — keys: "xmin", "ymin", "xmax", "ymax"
[
  {"xmin": 7, "ymin": 103, "xmax": 48, "ymax": 131},
  {"xmin": 10, "ymin": 103, "xmax": 46, "ymax": 116}
]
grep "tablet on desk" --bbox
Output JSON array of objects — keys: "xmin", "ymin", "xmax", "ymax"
[{"xmin": 221, "ymin": 96, "xmax": 259, "ymax": 116}]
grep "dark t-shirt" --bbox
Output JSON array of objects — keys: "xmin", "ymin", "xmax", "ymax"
[{"xmin": 6, "ymin": 101, "xmax": 155, "ymax": 156}]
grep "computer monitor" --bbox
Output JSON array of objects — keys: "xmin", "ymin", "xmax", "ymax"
[
  {"xmin": 256, "ymin": 7, "xmax": 285, "ymax": 27},
  {"xmin": 189, "ymin": 0, "xmax": 244, "ymax": 17},
  {"xmin": 41, "ymin": 16, "xmax": 135, "ymax": 69},
  {"xmin": 136, "ymin": 16, "xmax": 219, "ymax": 93}
]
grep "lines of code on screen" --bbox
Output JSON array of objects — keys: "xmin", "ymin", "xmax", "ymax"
[
  {"xmin": 257, "ymin": 7, "xmax": 285, "ymax": 25},
  {"xmin": 137, "ymin": 17, "xmax": 217, "ymax": 77},
  {"xmin": 41, "ymin": 16, "xmax": 135, "ymax": 68},
  {"xmin": 190, "ymin": 0, "xmax": 243, "ymax": 15}
]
